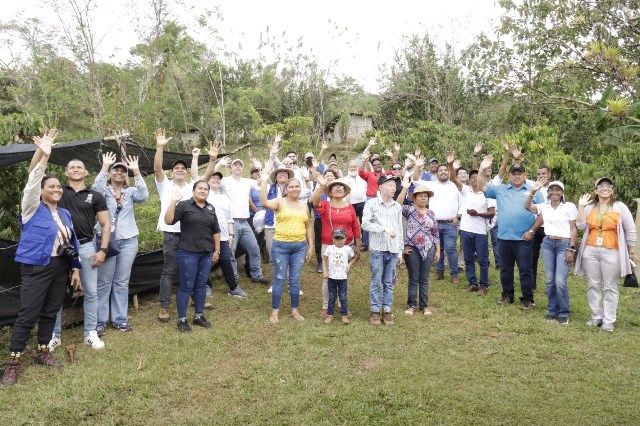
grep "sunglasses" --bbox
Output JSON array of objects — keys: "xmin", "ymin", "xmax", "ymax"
[
  {"xmin": 597, "ymin": 184, "xmax": 613, "ymax": 190},
  {"xmin": 392, "ymin": 166, "xmax": 403, "ymax": 171}
]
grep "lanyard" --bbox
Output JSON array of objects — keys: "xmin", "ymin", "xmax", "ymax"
[{"xmin": 597, "ymin": 206, "xmax": 610, "ymax": 237}]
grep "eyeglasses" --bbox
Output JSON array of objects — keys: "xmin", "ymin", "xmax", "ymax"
[
  {"xmin": 597, "ymin": 184, "xmax": 613, "ymax": 190},
  {"xmin": 392, "ymin": 166, "xmax": 402, "ymax": 171},
  {"xmin": 331, "ymin": 185, "xmax": 345, "ymax": 191}
]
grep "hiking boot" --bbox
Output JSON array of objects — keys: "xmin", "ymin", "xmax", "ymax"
[
  {"xmin": 520, "ymin": 300, "xmax": 533, "ymax": 311},
  {"xmin": 496, "ymin": 295, "xmax": 514, "ymax": 305},
  {"xmin": 84, "ymin": 330, "xmax": 105, "ymax": 350},
  {"xmin": 556, "ymin": 317, "xmax": 569, "ymax": 325},
  {"xmin": 251, "ymin": 277, "xmax": 269, "ymax": 285},
  {"xmin": 382, "ymin": 312, "xmax": 395, "ymax": 326},
  {"xmin": 324, "ymin": 315, "xmax": 334, "ymax": 324},
  {"xmin": 434, "ymin": 271, "xmax": 445, "ymax": 280},
  {"xmin": 193, "ymin": 315, "xmax": 212, "ymax": 328},
  {"xmin": 48, "ymin": 334, "xmax": 61, "ymax": 353},
  {"xmin": 158, "ymin": 307, "xmax": 170, "ymax": 323},
  {"xmin": 544, "ymin": 314, "xmax": 556, "ymax": 321},
  {"xmin": 452, "ymin": 276, "xmax": 460, "ymax": 285},
  {"xmin": 228, "ymin": 286, "xmax": 248, "ymax": 298},
  {"xmin": 341, "ymin": 316, "xmax": 350, "ymax": 325},
  {"xmin": 1, "ymin": 360, "xmax": 20, "ymax": 387},
  {"xmin": 586, "ymin": 318, "xmax": 603, "ymax": 328},
  {"xmin": 369, "ymin": 312, "xmax": 381, "ymax": 326},
  {"xmin": 177, "ymin": 319, "xmax": 192, "ymax": 333},
  {"xmin": 34, "ymin": 348, "xmax": 62, "ymax": 369},
  {"xmin": 464, "ymin": 285, "xmax": 478, "ymax": 292},
  {"xmin": 476, "ymin": 287, "xmax": 489, "ymax": 296},
  {"xmin": 113, "ymin": 322, "xmax": 133, "ymax": 332}
]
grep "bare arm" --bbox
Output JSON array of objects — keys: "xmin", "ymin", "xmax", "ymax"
[
  {"xmin": 476, "ymin": 155, "xmax": 493, "ymax": 193},
  {"xmin": 154, "ymin": 129, "xmax": 172, "ymax": 182},
  {"xmin": 316, "ymin": 140, "xmax": 328, "ymax": 164},
  {"xmin": 447, "ymin": 151, "xmax": 462, "ymax": 191},
  {"xmin": 305, "ymin": 211, "xmax": 314, "ymax": 262},
  {"xmin": 190, "ymin": 147, "xmax": 201, "ymax": 181},
  {"xmin": 92, "ymin": 210, "xmax": 111, "ymax": 268},
  {"xmin": 202, "ymin": 141, "xmax": 222, "ymax": 181}
]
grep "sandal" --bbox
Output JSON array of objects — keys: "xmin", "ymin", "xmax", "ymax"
[{"xmin": 291, "ymin": 311, "xmax": 305, "ymax": 321}]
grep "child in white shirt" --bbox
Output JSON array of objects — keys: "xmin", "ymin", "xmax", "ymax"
[{"xmin": 322, "ymin": 227, "xmax": 356, "ymax": 324}]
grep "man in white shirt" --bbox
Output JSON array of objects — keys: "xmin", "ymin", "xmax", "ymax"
[
  {"xmin": 218, "ymin": 158, "xmax": 268, "ymax": 284},
  {"xmin": 456, "ymin": 169, "xmax": 496, "ymax": 295},
  {"xmin": 154, "ymin": 129, "xmax": 202, "ymax": 323},
  {"xmin": 416, "ymin": 155, "xmax": 464, "ymax": 284},
  {"xmin": 341, "ymin": 160, "xmax": 368, "ymax": 227}
]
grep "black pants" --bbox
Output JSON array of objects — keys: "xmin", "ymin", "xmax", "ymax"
[
  {"xmin": 315, "ymin": 217, "xmax": 323, "ymax": 264},
  {"xmin": 10, "ymin": 257, "xmax": 70, "ymax": 352},
  {"xmin": 216, "ymin": 241, "xmax": 237, "ymax": 291},
  {"xmin": 532, "ymin": 227, "xmax": 546, "ymax": 290}
]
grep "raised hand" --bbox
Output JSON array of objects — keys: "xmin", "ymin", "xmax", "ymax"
[
  {"xmin": 578, "ymin": 194, "xmax": 593, "ymax": 207},
  {"xmin": 415, "ymin": 155, "xmax": 425, "ymax": 168},
  {"xmin": 402, "ymin": 175, "xmax": 411, "ymax": 188},
  {"xmin": 453, "ymin": 159, "xmax": 462, "ymax": 170},
  {"xmin": 125, "ymin": 155, "xmax": 140, "ymax": 174},
  {"xmin": 217, "ymin": 156, "xmax": 231, "ymax": 168},
  {"xmin": 384, "ymin": 148, "xmax": 393, "ymax": 159},
  {"xmin": 480, "ymin": 154, "xmax": 493, "ymax": 170},
  {"xmin": 300, "ymin": 166, "xmax": 310, "ymax": 181},
  {"xmin": 511, "ymin": 145, "xmax": 522, "ymax": 160},
  {"xmin": 264, "ymin": 158, "xmax": 274, "ymax": 175},
  {"xmin": 102, "ymin": 152, "xmax": 117, "ymax": 168},
  {"xmin": 394, "ymin": 143, "xmax": 400, "ymax": 151},
  {"xmin": 315, "ymin": 172, "xmax": 327, "ymax": 187},
  {"xmin": 250, "ymin": 158, "xmax": 262, "ymax": 170},
  {"xmin": 171, "ymin": 189, "xmax": 183, "ymax": 202},
  {"xmin": 474, "ymin": 142, "xmax": 483, "ymax": 156},
  {"xmin": 155, "ymin": 128, "xmax": 172, "ymax": 146},
  {"xmin": 208, "ymin": 140, "xmax": 222, "ymax": 158},
  {"xmin": 32, "ymin": 128, "xmax": 59, "ymax": 156},
  {"xmin": 321, "ymin": 140, "xmax": 329, "ymax": 150},
  {"xmin": 446, "ymin": 151, "xmax": 456, "ymax": 164},
  {"xmin": 368, "ymin": 137, "xmax": 377, "ymax": 146},
  {"xmin": 269, "ymin": 139, "xmax": 280, "ymax": 157},
  {"xmin": 502, "ymin": 141, "xmax": 509, "ymax": 152},
  {"xmin": 414, "ymin": 146, "xmax": 421, "ymax": 157},
  {"xmin": 532, "ymin": 177, "xmax": 547, "ymax": 192},
  {"xmin": 274, "ymin": 132, "xmax": 284, "ymax": 144},
  {"xmin": 191, "ymin": 147, "xmax": 201, "ymax": 157}
]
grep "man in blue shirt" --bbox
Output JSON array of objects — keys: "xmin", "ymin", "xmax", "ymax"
[{"xmin": 477, "ymin": 157, "xmax": 543, "ymax": 309}]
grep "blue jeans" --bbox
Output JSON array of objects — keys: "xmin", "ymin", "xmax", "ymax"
[
  {"xmin": 327, "ymin": 278, "xmax": 348, "ymax": 316},
  {"xmin": 461, "ymin": 231, "xmax": 489, "ymax": 287},
  {"xmin": 97, "ymin": 237, "xmax": 138, "ymax": 327},
  {"xmin": 369, "ymin": 250, "xmax": 398, "ymax": 313},
  {"xmin": 498, "ymin": 239, "xmax": 534, "ymax": 302},
  {"xmin": 271, "ymin": 240, "xmax": 306, "ymax": 309},
  {"xmin": 540, "ymin": 237, "xmax": 571, "ymax": 317},
  {"xmin": 436, "ymin": 223, "xmax": 459, "ymax": 276},
  {"xmin": 176, "ymin": 248, "xmax": 212, "ymax": 318},
  {"xmin": 405, "ymin": 246, "xmax": 435, "ymax": 309},
  {"xmin": 231, "ymin": 219, "xmax": 264, "ymax": 281},
  {"xmin": 216, "ymin": 240, "xmax": 237, "ymax": 291},
  {"xmin": 490, "ymin": 225, "xmax": 501, "ymax": 269},
  {"xmin": 53, "ymin": 242, "xmax": 101, "ymax": 338}
]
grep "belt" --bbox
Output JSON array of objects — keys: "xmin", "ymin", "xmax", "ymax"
[
  {"xmin": 78, "ymin": 237, "xmax": 93, "ymax": 244},
  {"xmin": 164, "ymin": 231, "xmax": 181, "ymax": 235},
  {"xmin": 437, "ymin": 219, "xmax": 454, "ymax": 224},
  {"xmin": 547, "ymin": 236, "xmax": 568, "ymax": 240},
  {"xmin": 234, "ymin": 218, "xmax": 248, "ymax": 221}
]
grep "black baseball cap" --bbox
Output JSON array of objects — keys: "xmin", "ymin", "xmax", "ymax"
[
  {"xmin": 172, "ymin": 159, "xmax": 188, "ymax": 169},
  {"xmin": 378, "ymin": 175, "xmax": 400, "ymax": 186},
  {"xmin": 509, "ymin": 164, "xmax": 525, "ymax": 173}
]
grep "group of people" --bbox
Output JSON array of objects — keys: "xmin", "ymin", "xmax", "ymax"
[{"xmin": 1, "ymin": 130, "xmax": 637, "ymax": 387}]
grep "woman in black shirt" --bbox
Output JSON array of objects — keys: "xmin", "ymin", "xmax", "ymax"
[{"xmin": 165, "ymin": 180, "xmax": 221, "ymax": 333}]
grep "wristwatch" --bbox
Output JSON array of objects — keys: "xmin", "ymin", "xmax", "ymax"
[
  {"xmin": 528, "ymin": 229, "xmax": 535, "ymax": 234},
  {"xmin": 100, "ymin": 247, "xmax": 109, "ymax": 254}
]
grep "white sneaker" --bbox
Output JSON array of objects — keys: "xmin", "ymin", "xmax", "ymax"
[
  {"xmin": 267, "ymin": 286, "xmax": 273, "ymax": 294},
  {"xmin": 48, "ymin": 334, "xmax": 61, "ymax": 352},
  {"xmin": 84, "ymin": 330, "xmax": 105, "ymax": 349},
  {"xmin": 299, "ymin": 290, "xmax": 304, "ymax": 296}
]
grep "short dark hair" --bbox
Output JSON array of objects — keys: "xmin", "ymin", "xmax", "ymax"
[
  {"xmin": 456, "ymin": 167, "xmax": 467, "ymax": 174},
  {"xmin": 285, "ymin": 150, "xmax": 296, "ymax": 157},
  {"xmin": 469, "ymin": 169, "xmax": 479, "ymax": 178},
  {"xmin": 41, "ymin": 175, "xmax": 60, "ymax": 189},
  {"xmin": 437, "ymin": 165, "xmax": 448, "ymax": 172},
  {"xmin": 192, "ymin": 180, "xmax": 210, "ymax": 191},
  {"xmin": 329, "ymin": 153, "xmax": 336, "ymax": 159},
  {"xmin": 537, "ymin": 165, "xmax": 551, "ymax": 173}
]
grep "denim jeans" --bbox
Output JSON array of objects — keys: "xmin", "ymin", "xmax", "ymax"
[
  {"xmin": 540, "ymin": 237, "xmax": 571, "ymax": 318},
  {"xmin": 327, "ymin": 278, "xmax": 348, "ymax": 316},
  {"xmin": 490, "ymin": 224, "xmax": 501, "ymax": 269},
  {"xmin": 53, "ymin": 242, "xmax": 101, "ymax": 338},
  {"xmin": 176, "ymin": 248, "xmax": 212, "ymax": 318},
  {"xmin": 405, "ymin": 246, "xmax": 435, "ymax": 309},
  {"xmin": 271, "ymin": 240, "xmax": 307, "ymax": 310},
  {"xmin": 498, "ymin": 238, "xmax": 534, "ymax": 302},
  {"xmin": 369, "ymin": 250, "xmax": 398, "ymax": 313},
  {"xmin": 532, "ymin": 227, "xmax": 546, "ymax": 290},
  {"xmin": 97, "ymin": 236, "xmax": 138, "ymax": 327},
  {"xmin": 216, "ymin": 240, "xmax": 237, "ymax": 291},
  {"xmin": 159, "ymin": 232, "xmax": 180, "ymax": 309},
  {"xmin": 436, "ymin": 223, "xmax": 459, "ymax": 276},
  {"xmin": 231, "ymin": 219, "xmax": 264, "ymax": 281},
  {"xmin": 461, "ymin": 231, "xmax": 490, "ymax": 287}
]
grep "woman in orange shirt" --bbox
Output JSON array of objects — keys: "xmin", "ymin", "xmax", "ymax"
[{"xmin": 575, "ymin": 177, "xmax": 637, "ymax": 332}]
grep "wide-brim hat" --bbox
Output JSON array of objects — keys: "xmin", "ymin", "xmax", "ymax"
[
  {"xmin": 269, "ymin": 167, "xmax": 294, "ymax": 183},
  {"xmin": 411, "ymin": 184, "xmax": 434, "ymax": 199},
  {"xmin": 324, "ymin": 180, "xmax": 351, "ymax": 197}
]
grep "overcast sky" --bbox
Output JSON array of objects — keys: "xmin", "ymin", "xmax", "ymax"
[{"xmin": 3, "ymin": 0, "xmax": 503, "ymax": 93}]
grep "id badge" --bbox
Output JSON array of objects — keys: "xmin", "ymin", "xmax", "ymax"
[{"xmin": 595, "ymin": 236, "xmax": 604, "ymax": 246}]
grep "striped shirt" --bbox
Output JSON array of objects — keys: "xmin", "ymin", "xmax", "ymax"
[{"xmin": 361, "ymin": 195, "xmax": 404, "ymax": 254}]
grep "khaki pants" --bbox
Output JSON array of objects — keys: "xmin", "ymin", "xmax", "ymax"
[{"xmin": 582, "ymin": 246, "xmax": 621, "ymax": 324}]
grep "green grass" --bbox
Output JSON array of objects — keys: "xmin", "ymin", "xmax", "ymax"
[{"xmin": 1, "ymin": 259, "xmax": 639, "ymax": 425}]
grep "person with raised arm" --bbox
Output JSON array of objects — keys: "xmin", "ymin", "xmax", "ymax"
[
  {"xmin": 574, "ymin": 178, "xmax": 636, "ymax": 332},
  {"xmin": 92, "ymin": 152, "xmax": 149, "ymax": 334},
  {"xmin": 1, "ymin": 130, "xmax": 81, "ymax": 387},
  {"xmin": 165, "ymin": 180, "xmax": 221, "ymax": 333},
  {"xmin": 525, "ymin": 178, "xmax": 577, "ymax": 324},
  {"xmin": 259, "ymin": 165, "xmax": 314, "ymax": 324},
  {"xmin": 476, "ymin": 155, "xmax": 543, "ymax": 310}
]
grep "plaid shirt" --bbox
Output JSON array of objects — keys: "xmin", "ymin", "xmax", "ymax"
[{"xmin": 361, "ymin": 195, "xmax": 404, "ymax": 254}]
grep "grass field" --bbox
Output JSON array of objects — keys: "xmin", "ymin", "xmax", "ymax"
[{"xmin": 1, "ymin": 255, "xmax": 639, "ymax": 425}]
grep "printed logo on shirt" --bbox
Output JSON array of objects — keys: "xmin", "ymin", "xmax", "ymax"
[
  {"xmin": 85, "ymin": 194, "xmax": 93, "ymax": 204},
  {"xmin": 207, "ymin": 205, "xmax": 213, "ymax": 210}
]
